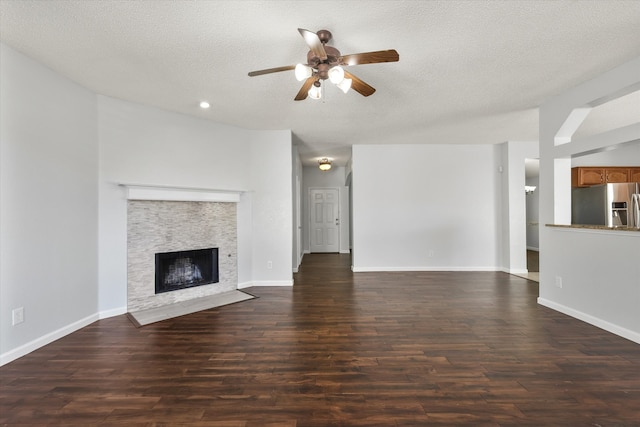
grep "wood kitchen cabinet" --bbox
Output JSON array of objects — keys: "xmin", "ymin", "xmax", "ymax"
[
  {"xmin": 605, "ymin": 168, "xmax": 629, "ymax": 183},
  {"xmin": 572, "ymin": 167, "xmax": 605, "ymax": 186},
  {"xmin": 571, "ymin": 167, "xmax": 637, "ymax": 187}
]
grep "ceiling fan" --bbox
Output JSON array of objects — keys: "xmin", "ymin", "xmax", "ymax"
[{"xmin": 248, "ymin": 28, "xmax": 399, "ymax": 101}]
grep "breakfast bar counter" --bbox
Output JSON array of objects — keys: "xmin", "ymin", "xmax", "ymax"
[{"xmin": 546, "ymin": 224, "xmax": 640, "ymax": 232}]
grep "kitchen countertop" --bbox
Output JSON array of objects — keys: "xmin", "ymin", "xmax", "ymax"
[{"xmin": 546, "ymin": 224, "xmax": 640, "ymax": 232}]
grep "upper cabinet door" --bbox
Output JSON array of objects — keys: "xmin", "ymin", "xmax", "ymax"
[
  {"xmin": 605, "ymin": 168, "xmax": 629, "ymax": 183},
  {"xmin": 572, "ymin": 167, "xmax": 604, "ymax": 187}
]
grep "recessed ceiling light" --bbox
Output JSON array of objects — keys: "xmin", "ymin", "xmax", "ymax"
[{"xmin": 199, "ymin": 101, "xmax": 210, "ymax": 109}]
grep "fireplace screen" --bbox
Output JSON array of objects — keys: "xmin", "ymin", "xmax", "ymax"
[{"xmin": 155, "ymin": 248, "xmax": 219, "ymax": 294}]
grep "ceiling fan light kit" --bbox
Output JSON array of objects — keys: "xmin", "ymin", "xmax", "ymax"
[
  {"xmin": 295, "ymin": 63, "xmax": 313, "ymax": 81},
  {"xmin": 248, "ymin": 28, "xmax": 399, "ymax": 101},
  {"xmin": 337, "ymin": 78, "xmax": 352, "ymax": 94},
  {"xmin": 308, "ymin": 84, "xmax": 322, "ymax": 100},
  {"xmin": 328, "ymin": 66, "xmax": 345, "ymax": 84}
]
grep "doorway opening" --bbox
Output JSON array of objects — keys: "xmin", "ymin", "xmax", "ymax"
[{"xmin": 525, "ymin": 158, "xmax": 540, "ymax": 279}]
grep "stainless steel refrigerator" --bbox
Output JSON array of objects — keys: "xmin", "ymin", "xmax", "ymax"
[{"xmin": 572, "ymin": 183, "xmax": 640, "ymax": 228}]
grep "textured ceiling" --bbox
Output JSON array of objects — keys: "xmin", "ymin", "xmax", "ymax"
[{"xmin": 1, "ymin": 0, "xmax": 639, "ymax": 166}]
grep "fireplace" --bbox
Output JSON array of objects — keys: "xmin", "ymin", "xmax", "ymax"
[
  {"xmin": 155, "ymin": 248, "xmax": 219, "ymax": 294},
  {"xmin": 127, "ymin": 198, "xmax": 237, "ymax": 312}
]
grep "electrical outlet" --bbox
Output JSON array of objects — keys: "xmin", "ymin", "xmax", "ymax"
[
  {"xmin": 428, "ymin": 250, "xmax": 435, "ymax": 258},
  {"xmin": 555, "ymin": 276, "xmax": 563, "ymax": 289},
  {"xmin": 12, "ymin": 307, "xmax": 24, "ymax": 325},
  {"xmin": 267, "ymin": 261, "xmax": 273, "ymax": 269}
]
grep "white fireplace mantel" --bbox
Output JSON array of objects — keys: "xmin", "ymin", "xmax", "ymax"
[{"xmin": 120, "ymin": 184, "xmax": 245, "ymax": 203}]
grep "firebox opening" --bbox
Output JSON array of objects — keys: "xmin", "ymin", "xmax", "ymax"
[{"xmin": 155, "ymin": 248, "xmax": 219, "ymax": 294}]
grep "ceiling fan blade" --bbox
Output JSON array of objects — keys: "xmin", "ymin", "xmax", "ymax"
[
  {"xmin": 298, "ymin": 28, "xmax": 327, "ymax": 60},
  {"xmin": 340, "ymin": 49, "xmax": 399, "ymax": 66},
  {"xmin": 294, "ymin": 77, "xmax": 316, "ymax": 101},
  {"xmin": 248, "ymin": 65, "xmax": 296, "ymax": 77},
  {"xmin": 344, "ymin": 71, "xmax": 376, "ymax": 97}
]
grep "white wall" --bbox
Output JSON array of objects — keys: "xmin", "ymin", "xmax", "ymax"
[
  {"xmin": 351, "ymin": 144, "xmax": 501, "ymax": 271},
  {"xmin": 571, "ymin": 141, "xmax": 640, "ymax": 166},
  {"xmin": 540, "ymin": 229, "xmax": 639, "ymax": 336},
  {"xmin": 1, "ymin": 42, "xmax": 293, "ymax": 364},
  {"xmin": 302, "ymin": 166, "xmax": 350, "ymax": 254},
  {"xmin": 98, "ymin": 96, "xmax": 293, "ymax": 306},
  {"xmin": 247, "ymin": 130, "xmax": 293, "ymax": 285},
  {"xmin": 539, "ymin": 55, "xmax": 640, "ymax": 343},
  {"xmin": 1, "ymin": 44, "xmax": 99, "ymax": 364},
  {"xmin": 98, "ymin": 95, "xmax": 251, "ymax": 311}
]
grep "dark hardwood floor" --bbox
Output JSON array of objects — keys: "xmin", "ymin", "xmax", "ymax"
[
  {"xmin": 526, "ymin": 250, "xmax": 539, "ymax": 273},
  {"xmin": 2, "ymin": 253, "xmax": 639, "ymax": 426}
]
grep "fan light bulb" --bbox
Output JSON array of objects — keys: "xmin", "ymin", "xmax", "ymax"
[
  {"xmin": 308, "ymin": 84, "xmax": 322, "ymax": 100},
  {"xmin": 295, "ymin": 64, "xmax": 312, "ymax": 81},
  {"xmin": 328, "ymin": 66, "xmax": 345, "ymax": 84},
  {"xmin": 337, "ymin": 78, "xmax": 352, "ymax": 94}
]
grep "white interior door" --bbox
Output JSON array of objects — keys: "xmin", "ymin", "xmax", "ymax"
[{"xmin": 310, "ymin": 188, "xmax": 340, "ymax": 253}]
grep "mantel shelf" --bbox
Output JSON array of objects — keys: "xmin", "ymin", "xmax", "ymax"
[{"xmin": 120, "ymin": 184, "xmax": 246, "ymax": 203}]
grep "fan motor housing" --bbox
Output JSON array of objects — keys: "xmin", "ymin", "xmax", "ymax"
[
  {"xmin": 316, "ymin": 63, "xmax": 330, "ymax": 80},
  {"xmin": 307, "ymin": 45, "xmax": 341, "ymax": 80}
]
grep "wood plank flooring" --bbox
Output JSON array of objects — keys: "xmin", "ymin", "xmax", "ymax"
[
  {"xmin": 2, "ymin": 253, "xmax": 640, "ymax": 426},
  {"xmin": 526, "ymin": 250, "xmax": 539, "ymax": 273}
]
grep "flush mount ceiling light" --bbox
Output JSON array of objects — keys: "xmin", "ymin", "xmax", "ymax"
[
  {"xmin": 248, "ymin": 28, "xmax": 399, "ymax": 101},
  {"xmin": 318, "ymin": 158, "xmax": 332, "ymax": 171},
  {"xmin": 199, "ymin": 101, "xmax": 210, "ymax": 109}
]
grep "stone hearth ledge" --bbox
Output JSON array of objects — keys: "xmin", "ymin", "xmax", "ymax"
[{"xmin": 120, "ymin": 183, "xmax": 247, "ymax": 203}]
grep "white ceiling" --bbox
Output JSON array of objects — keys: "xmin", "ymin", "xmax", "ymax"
[{"xmin": 1, "ymin": 0, "xmax": 639, "ymax": 167}]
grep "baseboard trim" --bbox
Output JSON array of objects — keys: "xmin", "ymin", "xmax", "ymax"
[
  {"xmin": 237, "ymin": 281, "xmax": 253, "ymax": 289},
  {"xmin": 351, "ymin": 266, "xmax": 500, "ymax": 273},
  {"xmin": 339, "ymin": 250, "xmax": 351, "ymax": 254},
  {"xmin": 537, "ymin": 298, "xmax": 640, "ymax": 344},
  {"xmin": 99, "ymin": 306, "xmax": 127, "ymax": 319},
  {"xmin": 293, "ymin": 252, "xmax": 304, "ymax": 273},
  {"xmin": 238, "ymin": 280, "xmax": 294, "ymax": 289},
  {"xmin": 502, "ymin": 267, "xmax": 529, "ymax": 274},
  {"xmin": 0, "ymin": 312, "xmax": 100, "ymax": 367}
]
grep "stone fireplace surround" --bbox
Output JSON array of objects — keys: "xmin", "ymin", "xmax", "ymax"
[{"xmin": 124, "ymin": 185, "xmax": 242, "ymax": 312}]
